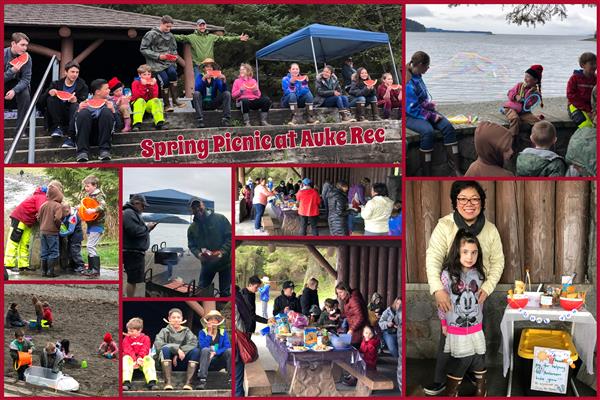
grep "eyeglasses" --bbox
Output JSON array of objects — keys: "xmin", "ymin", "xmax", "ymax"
[{"xmin": 457, "ymin": 197, "xmax": 481, "ymax": 205}]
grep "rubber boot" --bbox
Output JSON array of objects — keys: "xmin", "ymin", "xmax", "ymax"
[
  {"xmin": 473, "ymin": 370, "xmax": 487, "ymax": 397},
  {"xmin": 242, "ymin": 113, "xmax": 251, "ymax": 127},
  {"xmin": 306, "ymin": 103, "xmax": 318, "ymax": 124},
  {"xmin": 169, "ymin": 83, "xmax": 185, "ymax": 109},
  {"xmin": 162, "ymin": 89, "xmax": 173, "ymax": 112},
  {"xmin": 445, "ymin": 145, "xmax": 463, "ymax": 177},
  {"xmin": 122, "ymin": 118, "xmax": 132, "ymax": 133},
  {"xmin": 162, "ymin": 361, "xmax": 173, "ymax": 390},
  {"xmin": 183, "ymin": 361, "xmax": 198, "ymax": 390},
  {"xmin": 355, "ymin": 103, "xmax": 366, "ymax": 121},
  {"xmin": 47, "ymin": 258, "xmax": 59, "ymax": 278},
  {"xmin": 444, "ymin": 375, "xmax": 462, "ymax": 397},
  {"xmin": 288, "ymin": 103, "xmax": 300, "ymax": 125},
  {"xmin": 84, "ymin": 256, "xmax": 100, "ymax": 277},
  {"xmin": 370, "ymin": 102, "xmax": 382, "ymax": 121},
  {"xmin": 420, "ymin": 151, "xmax": 432, "ymax": 176},
  {"xmin": 41, "ymin": 259, "xmax": 48, "ymax": 277},
  {"xmin": 340, "ymin": 109, "xmax": 355, "ymax": 122},
  {"xmin": 260, "ymin": 112, "xmax": 271, "ymax": 126}
]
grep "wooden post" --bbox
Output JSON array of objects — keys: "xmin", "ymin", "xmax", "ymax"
[
  {"xmin": 387, "ymin": 246, "xmax": 399, "ymax": 306},
  {"xmin": 555, "ymin": 181, "xmax": 589, "ymax": 283},
  {"xmin": 495, "ymin": 181, "xmax": 523, "ymax": 283},
  {"xmin": 414, "ymin": 181, "xmax": 440, "ymax": 283},
  {"xmin": 368, "ymin": 247, "xmax": 378, "ymax": 297},
  {"xmin": 305, "ymin": 245, "xmax": 337, "ymax": 279},
  {"xmin": 183, "ymin": 43, "xmax": 194, "ymax": 97},
  {"xmin": 524, "ymin": 181, "xmax": 555, "ymax": 282},
  {"xmin": 349, "ymin": 246, "xmax": 360, "ymax": 291},
  {"xmin": 479, "ymin": 181, "xmax": 496, "ymax": 224},
  {"xmin": 405, "ymin": 182, "xmax": 417, "ymax": 283},
  {"xmin": 359, "ymin": 247, "xmax": 370, "ymax": 300},
  {"xmin": 59, "ymin": 37, "xmax": 74, "ymax": 77},
  {"xmin": 337, "ymin": 246, "xmax": 349, "ymax": 284},
  {"xmin": 377, "ymin": 247, "xmax": 388, "ymax": 297},
  {"xmin": 186, "ymin": 301, "xmax": 207, "ymax": 317}
]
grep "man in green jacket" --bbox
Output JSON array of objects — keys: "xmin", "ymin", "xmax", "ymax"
[{"xmin": 174, "ymin": 19, "xmax": 249, "ymax": 77}]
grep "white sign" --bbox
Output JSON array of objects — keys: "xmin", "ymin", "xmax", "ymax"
[{"xmin": 530, "ymin": 346, "xmax": 571, "ymax": 394}]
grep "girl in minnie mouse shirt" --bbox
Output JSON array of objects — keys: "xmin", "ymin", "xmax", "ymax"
[{"xmin": 437, "ymin": 229, "xmax": 487, "ymax": 396}]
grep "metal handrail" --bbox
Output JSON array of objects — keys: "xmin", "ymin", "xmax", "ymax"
[{"xmin": 5, "ymin": 55, "xmax": 58, "ymax": 164}]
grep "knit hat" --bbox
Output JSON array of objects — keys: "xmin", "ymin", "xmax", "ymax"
[
  {"xmin": 108, "ymin": 77, "xmax": 123, "ymax": 94},
  {"xmin": 525, "ymin": 65, "xmax": 543, "ymax": 82},
  {"xmin": 104, "ymin": 332, "xmax": 113, "ymax": 343}
]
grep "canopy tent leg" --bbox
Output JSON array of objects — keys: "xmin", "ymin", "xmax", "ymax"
[
  {"xmin": 388, "ymin": 42, "xmax": 399, "ymax": 84},
  {"xmin": 255, "ymin": 59, "xmax": 260, "ymax": 85},
  {"xmin": 310, "ymin": 36, "xmax": 319, "ymax": 76}
]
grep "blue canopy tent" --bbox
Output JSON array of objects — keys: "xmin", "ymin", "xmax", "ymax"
[
  {"xmin": 130, "ymin": 189, "xmax": 214, "ymax": 215},
  {"xmin": 255, "ymin": 23, "xmax": 399, "ymax": 83}
]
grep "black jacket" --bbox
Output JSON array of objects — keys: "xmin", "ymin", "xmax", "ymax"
[
  {"xmin": 122, "ymin": 202, "xmax": 150, "ymax": 252},
  {"xmin": 273, "ymin": 291, "xmax": 301, "ymax": 316},
  {"xmin": 38, "ymin": 77, "xmax": 89, "ymax": 112},
  {"xmin": 300, "ymin": 287, "xmax": 319, "ymax": 316},
  {"xmin": 327, "ymin": 188, "xmax": 349, "ymax": 236},
  {"xmin": 241, "ymin": 287, "xmax": 268, "ymax": 333}
]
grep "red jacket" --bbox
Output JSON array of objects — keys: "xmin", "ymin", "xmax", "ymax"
[
  {"xmin": 342, "ymin": 289, "xmax": 369, "ymax": 345},
  {"xmin": 296, "ymin": 188, "xmax": 321, "ymax": 217},
  {"xmin": 42, "ymin": 306, "xmax": 53, "ymax": 324},
  {"xmin": 10, "ymin": 187, "xmax": 48, "ymax": 226},
  {"xmin": 567, "ymin": 70, "xmax": 596, "ymax": 113},
  {"xmin": 131, "ymin": 79, "xmax": 159, "ymax": 102},
  {"xmin": 376, "ymin": 83, "xmax": 401, "ymax": 108},
  {"xmin": 360, "ymin": 336, "xmax": 380, "ymax": 370},
  {"xmin": 122, "ymin": 333, "xmax": 151, "ymax": 359}
]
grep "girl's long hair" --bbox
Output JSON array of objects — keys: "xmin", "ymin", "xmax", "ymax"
[
  {"xmin": 406, "ymin": 51, "xmax": 430, "ymax": 81},
  {"xmin": 352, "ymin": 67, "xmax": 371, "ymax": 83},
  {"xmin": 442, "ymin": 229, "xmax": 486, "ymax": 293}
]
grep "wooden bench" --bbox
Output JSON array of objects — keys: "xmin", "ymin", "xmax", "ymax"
[
  {"xmin": 334, "ymin": 361, "xmax": 395, "ymax": 395},
  {"xmin": 244, "ymin": 360, "xmax": 272, "ymax": 396},
  {"xmin": 261, "ymin": 215, "xmax": 282, "ymax": 236}
]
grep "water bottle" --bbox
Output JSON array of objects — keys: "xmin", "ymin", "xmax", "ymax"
[{"xmin": 123, "ymin": 88, "xmax": 132, "ymax": 97}]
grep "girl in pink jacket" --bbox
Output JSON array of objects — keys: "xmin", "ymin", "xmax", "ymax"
[{"xmin": 231, "ymin": 63, "xmax": 272, "ymax": 126}]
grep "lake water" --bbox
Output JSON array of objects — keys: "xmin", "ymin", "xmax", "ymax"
[
  {"xmin": 149, "ymin": 222, "xmax": 191, "ymax": 249},
  {"xmin": 406, "ymin": 32, "xmax": 596, "ymax": 103},
  {"xmin": 4, "ymin": 177, "xmax": 36, "ymax": 211}
]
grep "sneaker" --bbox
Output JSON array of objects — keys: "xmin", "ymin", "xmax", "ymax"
[
  {"xmin": 196, "ymin": 119, "xmax": 205, "ymax": 128},
  {"xmin": 61, "ymin": 138, "xmax": 76, "ymax": 148},
  {"xmin": 50, "ymin": 127, "xmax": 63, "ymax": 138},
  {"xmin": 195, "ymin": 379, "xmax": 207, "ymax": 390},
  {"xmin": 221, "ymin": 118, "xmax": 231, "ymax": 127},
  {"xmin": 99, "ymin": 151, "xmax": 112, "ymax": 161},
  {"xmin": 147, "ymin": 380, "xmax": 159, "ymax": 390},
  {"xmin": 122, "ymin": 381, "xmax": 131, "ymax": 391},
  {"xmin": 76, "ymin": 152, "xmax": 89, "ymax": 162},
  {"xmin": 131, "ymin": 123, "xmax": 141, "ymax": 132},
  {"xmin": 423, "ymin": 381, "xmax": 446, "ymax": 396},
  {"xmin": 155, "ymin": 121, "xmax": 165, "ymax": 130},
  {"xmin": 6, "ymin": 267, "xmax": 19, "ymax": 275}
]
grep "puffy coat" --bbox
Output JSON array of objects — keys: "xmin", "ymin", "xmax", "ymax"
[
  {"xmin": 327, "ymin": 187, "xmax": 349, "ymax": 236},
  {"xmin": 342, "ymin": 289, "xmax": 368, "ymax": 345},
  {"xmin": 300, "ymin": 287, "xmax": 319, "ymax": 316},
  {"xmin": 122, "ymin": 202, "xmax": 151, "ymax": 252},
  {"xmin": 566, "ymin": 126, "xmax": 597, "ymax": 176},
  {"xmin": 567, "ymin": 70, "xmax": 596, "ymax": 112},
  {"xmin": 10, "ymin": 186, "xmax": 48, "ymax": 226},
  {"xmin": 139, "ymin": 27, "xmax": 178, "ymax": 72},
  {"xmin": 314, "ymin": 72, "xmax": 344, "ymax": 107},
  {"xmin": 231, "ymin": 77, "xmax": 261, "ymax": 101},
  {"xmin": 360, "ymin": 336, "xmax": 380, "ymax": 370},
  {"xmin": 348, "ymin": 79, "xmax": 376, "ymax": 103},
  {"xmin": 273, "ymin": 292, "xmax": 301, "ymax": 316},
  {"xmin": 516, "ymin": 148, "xmax": 567, "ymax": 177},
  {"xmin": 281, "ymin": 73, "xmax": 311, "ymax": 98},
  {"xmin": 361, "ymin": 195, "xmax": 394, "ymax": 234}
]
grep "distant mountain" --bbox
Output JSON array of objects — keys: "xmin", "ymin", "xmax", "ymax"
[
  {"xmin": 406, "ymin": 18, "xmax": 426, "ymax": 32},
  {"xmin": 425, "ymin": 27, "xmax": 492, "ymax": 35},
  {"xmin": 143, "ymin": 213, "xmax": 189, "ymax": 224}
]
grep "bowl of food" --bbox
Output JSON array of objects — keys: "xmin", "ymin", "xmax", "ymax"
[
  {"xmin": 559, "ymin": 296, "xmax": 584, "ymax": 311},
  {"xmin": 507, "ymin": 294, "xmax": 529, "ymax": 309},
  {"xmin": 330, "ymin": 333, "xmax": 352, "ymax": 349}
]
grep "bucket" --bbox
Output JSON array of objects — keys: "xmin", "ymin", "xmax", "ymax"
[
  {"xmin": 78, "ymin": 197, "xmax": 99, "ymax": 222},
  {"xmin": 14, "ymin": 351, "xmax": 32, "ymax": 369}
]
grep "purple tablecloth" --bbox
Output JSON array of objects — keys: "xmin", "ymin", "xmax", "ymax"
[{"xmin": 265, "ymin": 333, "xmax": 366, "ymax": 376}]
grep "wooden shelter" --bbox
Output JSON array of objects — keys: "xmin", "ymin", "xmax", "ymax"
[
  {"xmin": 4, "ymin": 4, "xmax": 225, "ymax": 97},
  {"xmin": 405, "ymin": 181, "xmax": 595, "ymax": 284},
  {"xmin": 237, "ymin": 240, "xmax": 401, "ymax": 307}
]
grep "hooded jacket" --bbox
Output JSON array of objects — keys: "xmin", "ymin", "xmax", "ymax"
[
  {"xmin": 405, "ymin": 73, "xmax": 430, "ymax": 120},
  {"xmin": 195, "ymin": 74, "xmax": 229, "ymax": 102},
  {"xmin": 341, "ymin": 289, "xmax": 368, "ymax": 345},
  {"xmin": 140, "ymin": 27, "xmax": 178, "ymax": 72},
  {"xmin": 10, "ymin": 186, "xmax": 48, "ymax": 226},
  {"xmin": 122, "ymin": 332, "xmax": 151, "ymax": 359},
  {"xmin": 566, "ymin": 126, "xmax": 597, "ymax": 176},
  {"xmin": 273, "ymin": 291, "xmax": 301, "ymax": 316},
  {"xmin": 122, "ymin": 202, "xmax": 151, "ymax": 252},
  {"xmin": 83, "ymin": 188, "xmax": 106, "ymax": 229},
  {"xmin": 516, "ymin": 147, "xmax": 566, "ymax": 177},
  {"xmin": 567, "ymin": 69, "xmax": 596, "ymax": 112},
  {"xmin": 361, "ymin": 195, "xmax": 395, "ymax": 234},
  {"xmin": 327, "ymin": 187, "xmax": 349, "ymax": 236},
  {"xmin": 314, "ymin": 72, "xmax": 344, "ymax": 107},
  {"xmin": 360, "ymin": 336, "xmax": 380, "ymax": 370},
  {"xmin": 300, "ymin": 287, "xmax": 319, "ymax": 316},
  {"xmin": 154, "ymin": 324, "xmax": 198, "ymax": 358},
  {"xmin": 4, "ymin": 47, "xmax": 32, "ymax": 94},
  {"xmin": 59, "ymin": 207, "xmax": 83, "ymax": 241},
  {"xmin": 465, "ymin": 121, "xmax": 515, "ymax": 177},
  {"xmin": 37, "ymin": 184, "xmax": 64, "ymax": 235},
  {"xmin": 198, "ymin": 327, "xmax": 231, "ymax": 356},
  {"xmin": 281, "ymin": 73, "xmax": 312, "ymax": 98}
]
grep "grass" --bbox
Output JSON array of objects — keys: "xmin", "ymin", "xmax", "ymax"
[
  {"xmin": 81, "ymin": 241, "xmax": 119, "ymax": 268},
  {"xmin": 4, "ymin": 167, "xmax": 48, "ymax": 176}
]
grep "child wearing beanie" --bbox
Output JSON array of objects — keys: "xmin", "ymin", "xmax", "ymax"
[
  {"xmin": 502, "ymin": 64, "xmax": 544, "ymax": 126},
  {"xmin": 108, "ymin": 77, "xmax": 132, "ymax": 132},
  {"xmin": 98, "ymin": 332, "xmax": 119, "ymax": 358}
]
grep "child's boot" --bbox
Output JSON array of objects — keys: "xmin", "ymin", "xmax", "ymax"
[
  {"xmin": 444, "ymin": 375, "xmax": 462, "ymax": 397},
  {"xmin": 122, "ymin": 381, "xmax": 131, "ymax": 391},
  {"xmin": 473, "ymin": 370, "xmax": 487, "ymax": 397},
  {"xmin": 355, "ymin": 102, "xmax": 366, "ymax": 121},
  {"xmin": 242, "ymin": 113, "xmax": 251, "ymax": 127},
  {"xmin": 183, "ymin": 360, "xmax": 198, "ymax": 390},
  {"xmin": 162, "ymin": 361, "xmax": 173, "ymax": 390},
  {"xmin": 370, "ymin": 102, "xmax": 382, "ymax": 121},
  {"xmin": 288, "ymin": 103, "xmax": 300, "ymax": 125},
  {"xmin": 41, "ymin": 259, "xmax": 48, "ymax": 277},
  {"xmin": 162, "ymin": 89, "xmax": 173, "ymax": 112},
  {"xmin": 305, "ymin": 103, "xmax": 318, "ymax": 124},
  {"xmin": 260, "ymin": 112, "xmax": 271, "ymax": 126},
  {"xmin": 122, "ymin": 118, "xmax": 132, "ymax": 133},
  {"xmin": 147, "ymin": 380, "xmax": 159, "ymax": 390},
  {"xmin": 445, "ymin": 144, "xmax": 462, "ymax": 176},
  {"xmin": 420, "ymin": 150, "xmax": 432, "ymax": 176},
  {"xmin": 169, "ymin": 83, "xmax": 185, "ymax": 108},
  {"xmin": 47, "ymin": 258, "xmax": 59, "ymax": 278}
]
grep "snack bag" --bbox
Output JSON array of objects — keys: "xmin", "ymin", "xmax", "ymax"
[{"xmin": 304, "ymin": 328, "xmax": 318, "ymax": 348}]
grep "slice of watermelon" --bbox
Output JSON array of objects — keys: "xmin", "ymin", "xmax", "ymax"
[
  {"xmin": 87, "ymin": 99, "xmax": 106, "ymax": 108},
  {"xmin": 243, "ymin": 82, "xmax": 257, "ymax": 90},
  {"xmin": 9, "ymin": 52, "xmax": 29, "ymax": 69},
  {"xmin": 364, "ymin": 79, "xmax": 377, "ymax": 87},
  {"xmin": 295, "ymin": 75, "xmax": 307, "ymax": 82},
  {"xmin": 209, "ymin": 70, "xmax": 222, "ymax": 78},
  {"xmin": 164, "ymin": 54, "xmax": 178, "ymax": 61},
  {"xmin": 390, "ymin": 84, "xmax": 401, "ymax": 90},
  {"xmin": 55, "ymin": 90, "xmax": 73, "ymax": 101}
]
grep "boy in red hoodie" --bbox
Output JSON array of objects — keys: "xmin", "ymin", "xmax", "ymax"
[
  {"xmin": 131, "ymin": 64, "xmax": 165, "ymax": 131},
  {"xmin": 122, "ymin": 317, "xmax": 158, "ymax": 391},
  {"xmin": 567, "ymin": 52, "xmax": 597, "ymax": 128},
  {"xmin": 359, "ymin": 325, "xmax": 380, "ymax": 371}
]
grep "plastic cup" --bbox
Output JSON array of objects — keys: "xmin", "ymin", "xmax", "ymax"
[{"xmin": 81, "ymin": 360, "xmax": 87, "ymax": 369}]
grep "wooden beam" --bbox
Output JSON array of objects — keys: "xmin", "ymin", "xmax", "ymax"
[
  {"xmin": 60, "ymin": 37, "xmax": 74, "ymax": 77},
  {"xmin": 290, "ymin": 167, "xmax": 302, "ymax": 179},
  {"xmin": 185, "ymin": 301, "xmax": 206, "ymax": 318},
  {"xmin": 5, "ymin": 42, "xmax": 61, "ymax": 60},
  {"xmin": 305, "ymin": 244, "xmax": 337, "ymax": 279},
  {"xmin": 183, "ymin": 43, "xmax": 194, "ymax": 98},
  {"xmin": 73, "ymin": 38, "xmax": 104, "ymax": 65}
]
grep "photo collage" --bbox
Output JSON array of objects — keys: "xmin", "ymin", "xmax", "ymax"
[{"xmin": 1, "ymin": 2, "xmax": 597, "ymax": 398}]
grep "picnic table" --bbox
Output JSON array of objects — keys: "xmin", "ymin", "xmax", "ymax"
[
  {"xmin": 500, "ymin": 305, "xmax": 597, "ymax": 396},
  {"xmin": 265, "ymin": 333, "xmax": 366, "ymax": 396}
]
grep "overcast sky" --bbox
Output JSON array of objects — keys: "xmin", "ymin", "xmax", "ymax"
[
  {"xmin": 122, "ymin": 168, "xmax": 231, "ymax": 218},
  {"xmin": 407, "ymin": 4, "xmax": 596, "ymax": 35}
]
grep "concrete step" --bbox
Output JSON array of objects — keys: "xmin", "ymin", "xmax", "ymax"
[
  {"xmin": 123, "ymin": 370, "xmax": 229, "ymax": 397},
  {"xmin": 7, "ymin": 120, "xmax": 402, "ymax": 164}
]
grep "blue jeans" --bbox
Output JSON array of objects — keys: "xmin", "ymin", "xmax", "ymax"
[
  {"xmin": 253, "ymin": 203, "xmax": 266, "ymax": 230},
  {"xmin": 40, "ymin": 234, "xmax": 59, "ymax": 261},
  {"xmin": 156, "ymin": 65, "xmax": 178, "ymax": 88},
  {"xmin": 235, "ymin": 348, "xmax": 245, "ymax": 396},
  {"xmin": 321, "ymin": 95, "xmax": 349, "ymax": 109},
  {"xmin": 160, "ymin": 346, "xmax": 200, "ymax": 371},
  {"xmin": 406, "ymin": 115, "xmax": 457, "ymax": 151},
  {"xmin": 282, "ymin": 91, "xmax": 314, "ymax": 108},
  {"xmin": 199, "ymin": 261, "xmax": 231, "ymax": 297},
  {"xmin": 349, "ymin": 94, "xmax": 377, "ymax": 107},
  {"xmin": 383, "ymin": 330, "xmax": 399, "ymax": 358}
]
